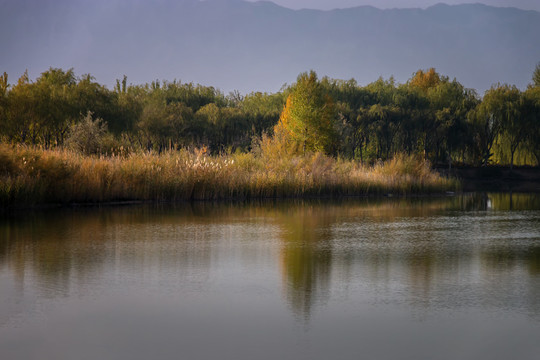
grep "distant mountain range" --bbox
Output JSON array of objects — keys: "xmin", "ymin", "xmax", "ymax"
[{"xmin": 1, "ymin": 0, "xmax": 539, "ymax": 94}]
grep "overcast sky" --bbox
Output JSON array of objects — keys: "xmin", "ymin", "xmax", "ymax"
[{"xmin": 246, "ymin": 0, "xmax": 540, "ymax": 11}]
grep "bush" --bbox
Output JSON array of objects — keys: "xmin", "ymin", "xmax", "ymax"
[{"xmin": 65, "ymin": 111, "xmax": 108, "ymax": 155}]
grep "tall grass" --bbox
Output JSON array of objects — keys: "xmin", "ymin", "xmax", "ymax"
[{"xmin": 0, "ymin": 144, "xmax": 458, "ymax": 207}]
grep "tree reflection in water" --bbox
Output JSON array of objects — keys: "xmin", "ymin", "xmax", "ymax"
[
  {"xmin": 277, "ymin": 205, "xmax": 334, "ymax": 321},
  {"xmin": 0, "ymin": 193, "xmax": 539, "ymax": 323}
]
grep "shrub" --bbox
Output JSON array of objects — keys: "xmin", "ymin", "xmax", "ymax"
[{"xmin": 65, "ymin": 111, "xmax": 108, "ymax": 155}]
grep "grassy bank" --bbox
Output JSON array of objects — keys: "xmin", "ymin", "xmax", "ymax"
[{"xmin": 0, "ymin": 144, "xmax": 458, "ymax": 207}]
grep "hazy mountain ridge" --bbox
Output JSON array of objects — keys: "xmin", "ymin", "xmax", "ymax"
[{"xmin": 1, "ymin": 0, "xmax": 539, "ymax": 94}]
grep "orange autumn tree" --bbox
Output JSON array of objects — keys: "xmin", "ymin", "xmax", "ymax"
[
  {"xmin": 273, "ymin": 71, "xmax": 338, "ymax": 155},
  {"xmin": 409, "ymin": 68, "xmax": 441, "ymax": 92}
]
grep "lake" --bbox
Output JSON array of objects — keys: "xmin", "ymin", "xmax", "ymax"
[{"xmin": 1, "ymin": 193, "xmax": 539, "ymax": 360}]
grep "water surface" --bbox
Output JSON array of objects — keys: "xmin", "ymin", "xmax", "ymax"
[{"xmin": 1, "ymin": 194, "xmax": 539, "ymax": 360}]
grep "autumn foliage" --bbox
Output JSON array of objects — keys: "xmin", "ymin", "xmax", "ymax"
[{"xmin": 273, "ymin": 71, "xmax": 338, "ymax": 155}]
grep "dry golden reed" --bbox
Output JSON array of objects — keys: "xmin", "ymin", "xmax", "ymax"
[{"xmin": 0, "ymin": 144, "xmax": 458, "ymax": 206}]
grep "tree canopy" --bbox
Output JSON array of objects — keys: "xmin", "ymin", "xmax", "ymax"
[
  {"xmin": 1, "ymin": 66, "xmax": 539, "ymax": 167},
  {"xmin": 274, "ymin": 71, "xmax": 337, "ymax": 155}
]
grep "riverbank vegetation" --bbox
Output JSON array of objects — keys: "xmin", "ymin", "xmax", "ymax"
[
  {"xmin": 0, "ymin": 143, "xmax": 456, "ymax": 206},
  {"xmin": 1, "ymin": 65, "xmax": 539, "ymax": 167},
  {"xmin": 0, "ymin": 65, "xmax": 539, "ymax": 205}
]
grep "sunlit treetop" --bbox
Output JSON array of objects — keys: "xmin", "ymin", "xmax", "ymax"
[{"xmin": 409, "ymin": 68, "xmax": 442, "ymax": 91}]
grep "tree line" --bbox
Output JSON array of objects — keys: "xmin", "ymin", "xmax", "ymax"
[{"xmin": 0, "ymin": 66, "xmax": 539, "ymax": 167}]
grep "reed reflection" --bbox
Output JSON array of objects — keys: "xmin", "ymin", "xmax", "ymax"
[{"xmin": 0, "ymin": 205, "xmax": 224, "ymax": 300}]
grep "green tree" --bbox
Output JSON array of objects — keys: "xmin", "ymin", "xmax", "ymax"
[
  {"xmin": 427, "ymin": 80, "xmax": 478, "ymax": 168},
  {"xmin": 195, "ymin": 103, "xmax": 222, "ymax": 151},
  {"xmin": 240, "ymin": 91, "xmax": 284, "ymax": 138},
  {"xmin": 138, "ymin": 100, "xmax": 194, "ymax": 151},
  {"xmin": 392, "ymin": 84, "xmax": 428, "ymax": 158},
  {"xmin": 498, "ymin": 87, "xmax": 530, "ymax": 169},
  {"xmin": 219, "ymin": 106, "xmax": 249, "ymax": 151},
  {"xmin": 471, "ymin": 84, "xmax": 516, "ymax": 166},
  {"xmin": 5, "ymin": 68, "xmax": 78, "ymax": 146},
  {"xmin": 522, "ymin": 86, "xmax": 540, "ymax": 165},
  {"xmin": 71, "ymin": 74, "xmax": 119, "ymax": 134},
  {"xmin": 533, "ymin": 62, "xmax": 540, "ymax": 87},
  {"xmin": 0, "ymin": 72, "xmax": 8, "ymax": 97},
  {"xmin": 320, "ymin": 77, "xmax": 373, "ymax": 160},
  {"xmin": 367, "ymin": 104, "xmax": 399, "ymax": 160},
  {"xmin": 65, "ymin": 111, "xmax": 108, "ymax": 155},
  {"xmin": 274, "ymin": 71, "xmax": 338, "ymax": 155},
  {"xmin": 0, "ymin": 72, "xmax": 8, "ymax": 140},
  {"xmin": 5, "ymin": 71, "xmax": 36, "ymax": 143}
]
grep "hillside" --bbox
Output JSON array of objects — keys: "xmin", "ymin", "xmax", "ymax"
[{"xmin": 1, "ymin": 0, "xmax": 539, "ymax": 93}]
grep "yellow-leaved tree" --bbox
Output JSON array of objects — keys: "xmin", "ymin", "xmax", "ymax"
[
  {"xmin": 273, "ymin": 71, "xmax": 338, "ymax": 155},
  {"xmin": 409, "ymin": 68, "xmax": 441, "ymax": 92}
]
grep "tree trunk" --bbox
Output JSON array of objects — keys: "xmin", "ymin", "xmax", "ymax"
[{"xmin": 510, "ymin": 149, "xmax": 515, "ymax": 171}]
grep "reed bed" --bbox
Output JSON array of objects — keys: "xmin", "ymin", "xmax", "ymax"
[{"xmin": 0, "ymin": 144, "xmax": 458, "ymax": 207}]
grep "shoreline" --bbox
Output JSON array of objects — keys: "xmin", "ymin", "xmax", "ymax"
[
  {"xmin": 2, "ymin": 193, "xmax": 459, "ymax": 212},
  {"xmin": 0, "ymin": 146, "xmax": 458, "ymax": 208},
  {"xmin": 3, "ymin": 189, "xmax": 539, "ymax": 213},
  {"xmin": 437, "ymin": 166, "xmax": 540, "ymax": 193},
  {"xmin": 3, "ymin": 146, "xmax": 539, "ymax": 210}
]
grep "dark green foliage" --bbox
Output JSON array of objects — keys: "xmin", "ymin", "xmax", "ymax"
[
  {"xmin": 533, "ymin": 62, "xmax": 540, "ymax": 88},
  {"xmin": 0, "ymin": 67, "xmax": 538, "ymax": 167},
  {"xmin": 65, "ymin": 111, "xmax": 108, "ymax": 155}
]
